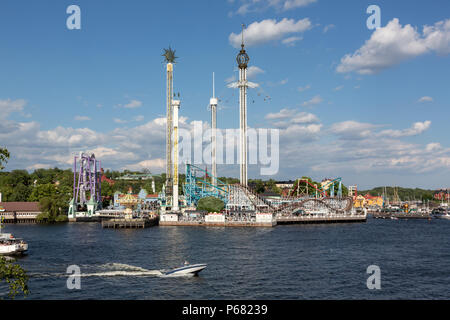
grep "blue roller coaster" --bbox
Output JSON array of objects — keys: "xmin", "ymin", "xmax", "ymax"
[
  {"xmin": 323, "ymin": 177, "xmax": 343, "ymax": 198},
  {"xmin": 183, "ymin": 163, "xmax": 229, "ymax": 206}
]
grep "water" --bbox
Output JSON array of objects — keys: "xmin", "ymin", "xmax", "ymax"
[{"xmin": 2, "ymin": 218, "xmax": 450, "ymax": 299}]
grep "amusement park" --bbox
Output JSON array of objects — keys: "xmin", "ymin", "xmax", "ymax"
[{"xmin": 66, "ymin": 31, "xmax": 366, "ymax": 228}]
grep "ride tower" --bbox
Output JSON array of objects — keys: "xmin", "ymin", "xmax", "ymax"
[
  {"xmin": 162, "ymin": 47, "xmax": 178, "ymax": 209},
  {"xmin": 172, "ymin": 97, "xmax": 181, "ymax": 212},
  {"xmin": 210, "ymin": 72, "xmax": 218, "ymax": 186},
  {"xmin": 236, "ymin": 24, "xmax": 250, "ymax": 187},
  {"xmin": 68, "ymin": 152, "xmax": 102, "ymax": 218}
]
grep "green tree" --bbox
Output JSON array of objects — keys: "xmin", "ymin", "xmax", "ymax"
[
  {"xmin": 0, "ymin": 148, "xmax": 29, "ymax": 299},
  {"xmin": 197, "ymin": 197, "xmax": 225, "ymax": 213},
  {"xmin": 8, "ymin": 183, "xmax": 31, "ymax": 202},
  {"xmin": 0, "ymin": 147, "xmax": 10, "ymax": 170},
  {"xmin": 0, "ymin": 257, "xmax": 29, "ymax": 299},
  {"xmin": 37, "ymin": 196, "xmax": 69, "ymax": 223},
  {"xmin": 28, "ymin": 183, "xmax": 57, "ymax": 201}
]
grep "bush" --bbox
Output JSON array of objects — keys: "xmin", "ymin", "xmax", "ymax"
[
  {"xmin": 197, "ymin": 197, "xmax": 225, "ymax": 213},
  {"xmin": 36, "ymin": 212, "xmax": 68, "ymax": 224},
  {"xmin": 55, "ymin": 215, "xmax": 68, "ymax": 223},
  {"xmin": 36, "ymin": 212, "xmax": 50, "ymax": 223}
]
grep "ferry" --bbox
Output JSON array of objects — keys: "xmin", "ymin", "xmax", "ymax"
[
  {"xmin": 162, "ymin": 262, "xmax": 207, "ymax": 277},
  {"xmin": 0, "ymin": 219, "xmax": 28, "ymax": 256}
]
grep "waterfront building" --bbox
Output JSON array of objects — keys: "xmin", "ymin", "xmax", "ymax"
[
  {"xmin": 353, "ymin": 194, "xmax": 384, "ymax": 208},
  {"xmin": 0, "ymin": 202, "xmax": 41, "ymax": 223},
  {"xmin": 434, "ymin": 189, "xmax": 450, "ymax": 201},
  {"xmin": 275, "ymin": 181, "xmax": 295, "ymax": 189},
  {"xmin": 113, "ymin": 189, "xmax": 159, "ymax": 209}
]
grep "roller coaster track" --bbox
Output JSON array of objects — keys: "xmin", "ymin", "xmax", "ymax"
[{"xmin": 274, "ymin": 197, "xmax": 353, "ymax": 216}]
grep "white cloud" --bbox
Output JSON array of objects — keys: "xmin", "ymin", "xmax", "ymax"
[
  {"xmin": 225, "ymin": 75, "xmax": 236, "ymax": 83},
  {"xmin": 298, "ymin": 84, "xmax": 311, "ymax": 92},
  {"xmin": 75, "ymin": 116, "xmax": 91, "ymax": 121},
  {"xmin": 337, "ymin": 18, "xmax": 450, "ymax": 74},
  {"xmin": 126, "ymin": 158, "xmax": 166, "ymax": 171},
  {"xmin": 418, "ymin": 96, "xmax": 433, "ymax": 103},
  {"xmin": 331, "ymin": 120, "xmax": 431, "ymax": 140},
  {"xmin": 266, "ymin": 108, "xmax": 320, "ymax": 131},
  {"xmin": 0, "ymin": 99, "xmax": 26, "ymax": 119},
  {"xmin": 1, "ymin": 97, "xmax": 448, "ymax": 187},
  {"xmin": 333, "ymin": 85, "xmax": 344, "ymax": 91},
  {"xmin": 122, "ymin": 99, "xmax": 143, "ymax": 109},
  {"xmin": 323, "ymin": 24, "xmax": 335, "ymax": 33},
  {"xmin": 247, "ymin": 66, "xmax": 265, "ymax": 79},
  {"xmin": 330, "ymin": 121, "xmax": 380, "ymax": 140},
  {"xmin": 426, "ymin": 142, "xmax": 442, "ymax": 152},
  {"xmin": 302, "ymin": 95, "xmax": 323, "ymax": 107},
  {"xmin": 282, "ymin": 36, "xmax": 303, "ymax": 46},
  {"xmin": 229, "ymin": 18, "xmax": 312, "ymax": 48},
  {"xmin": 283, "ymin": 0, "xmax": 317, "ymax": 10},
  {"xmin": 232, "ymin": 0, "xmax": 317, "ymax": 15},
  {"xmin": 378, "ymin": 121, "xmax": 431, "ymax": 138}
]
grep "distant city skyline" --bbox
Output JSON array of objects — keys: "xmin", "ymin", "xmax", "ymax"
[{"xmin": 1, "ymin": 0, "xmax": 450, "ymax": 189}]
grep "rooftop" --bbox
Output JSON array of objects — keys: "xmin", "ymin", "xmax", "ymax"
[{"xmin": 0, "ymin": 202, "xmax": 41, "ymax": 212}]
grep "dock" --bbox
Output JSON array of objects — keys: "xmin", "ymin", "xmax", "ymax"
[
  {"xmin": 102, "ymin": 217, "xmax": 158, "ymax": 229},
  {"xmin": 371, "ymin": 212, "xmax": 432, "ymax": 220},
  {"xmin": 276, "ymin": 215, "xmax": 367, "ymax": 224},
  {"xmin": 159, "ymin": 220, "xmax": 276, "ymax": 228}
]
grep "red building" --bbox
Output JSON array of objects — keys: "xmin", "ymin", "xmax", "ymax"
[
  {"xmin": 434, "ymin": 190, "xmax": 450, "ymax": 201},
  {"xmin": 100, "ymin": 168, "xmax": 115, "ymax": 186}
]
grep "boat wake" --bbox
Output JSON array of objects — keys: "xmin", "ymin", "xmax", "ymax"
[
  {"xmin": 29, "ymin": 262, "xmax": 203, "ymax": 278},
  {"xmin": 80, "ymin": 263, "xmax": 163, "ymax": 277}
]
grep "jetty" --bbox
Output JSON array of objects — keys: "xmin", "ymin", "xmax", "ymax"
[
  {"xmin": 371, "ymin": 212, "xmax": 432, "ymax": 220},
  {"xmin": 102, "ymin": 217, "xmax": 158, "ymax": 229},
  {"xmin": 276, "ymin": 215, "xmax": 367, "ymax": 224}
]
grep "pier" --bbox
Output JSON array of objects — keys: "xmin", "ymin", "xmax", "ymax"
[
  {"xmin": 276, "ymin": 215, "xmax": 367, "ymax": 224},
  {"xmin": 102, "ymin": 217, "xmax": 158, "ymax": 229},
  {"xmin": 159, "ymin": 220, "xmax": 276, "ymax": 228},
  {"xmin": 371, "ymin": 212, "xmax": 432, "ymax": 220}
]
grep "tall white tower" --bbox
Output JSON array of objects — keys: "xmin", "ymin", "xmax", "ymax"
[
  {"xmin": 163, "ymin": 46, "xmax": 177, "ymax": 208},
  {"xmin": 210, "ymin": 72, "xmax": 218, "ymax": 185},
  {"xmin": 166, "ymin": 62, "xmax": 174, "ymax": 206},
  {"xmin": 236, "ymin": 25, "xmax": 250, "ymax": 187},
  {"xmin": 172, "ymin": 99, "xmax": 181, "ymax": 212}
]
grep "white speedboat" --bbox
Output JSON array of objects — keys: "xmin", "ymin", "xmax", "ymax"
[{"xmin": 162, "ymin": 262, "xmax": 207, "ymax": 277}]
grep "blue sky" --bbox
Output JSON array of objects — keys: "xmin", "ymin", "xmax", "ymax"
[{"xmin": 1, "ymin": 0, "xmax": 450, "ymax": 189}]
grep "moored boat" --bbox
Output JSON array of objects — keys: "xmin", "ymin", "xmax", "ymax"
[{"xmin": 0, "ymin": 219, "xmax": 28, "ymax": 256}]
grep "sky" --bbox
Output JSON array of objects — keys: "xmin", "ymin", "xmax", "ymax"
[{"xmin": 1, "ymin": 0, "xmax": 450, "ymax": 189}]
